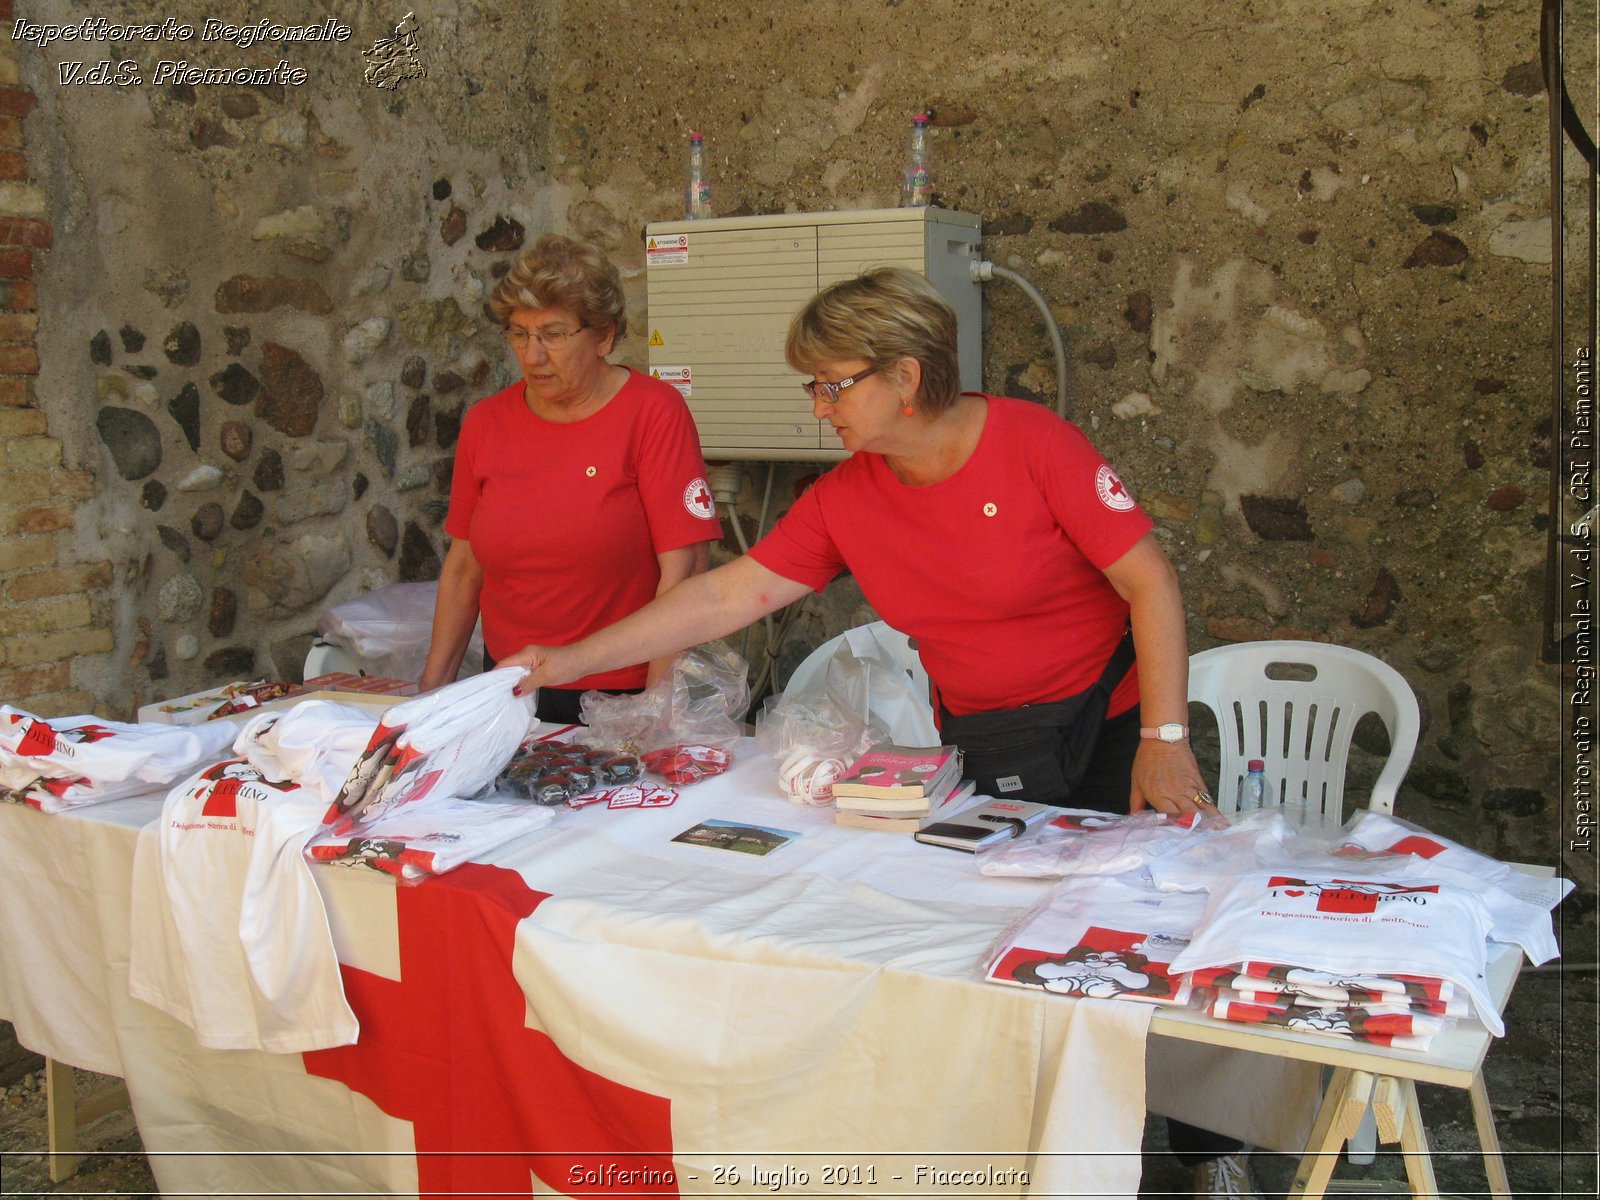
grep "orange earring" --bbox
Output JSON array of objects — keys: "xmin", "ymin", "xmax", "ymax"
[{"xmin": 902, "ymin": 404, "xmax": 915, "ymax": 417}]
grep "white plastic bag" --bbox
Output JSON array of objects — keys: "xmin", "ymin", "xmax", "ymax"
[
  {"xmin": 978, "ymin": 808, "xmax": 1221, "ymax": 878},
  {"xmin": 308, "ymin": 793, "xmax": 555, "ymax": 882},
  {"xmin": 816, "ymin": 626, "xmax": 938, "ymax": 747},
  {"xmin": 317, "ymin": 581, "xmax": 484, "ymax": 682},
  {"xmin": 324, "ymin": 668, "xmax": 535, "ymax": 834}
]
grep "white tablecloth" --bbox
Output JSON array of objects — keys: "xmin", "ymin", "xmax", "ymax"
[{"xmin": 0, "ymin": 739, "xmax": 1319, "ymax": 1198}]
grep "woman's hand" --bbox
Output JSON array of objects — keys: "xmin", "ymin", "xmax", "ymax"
[
  {"xmin": 499, "ymin": 644, "xmax": 585, "ymax": 693},
  {"xmin": 1128, "ymin": 739, "xmax": 1217, "ymax": 817},
  {"xmin": 503, "ymin": 559, "xmax": 811, "ymax": 697},
  {"xmin": 1101, "ymin": 534, "xmax": 1219, "ymax": 819}
]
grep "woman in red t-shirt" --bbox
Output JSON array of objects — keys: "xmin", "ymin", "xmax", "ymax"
[
  {"xmin": 419, "ymin": 235, "xmax": 721, "ymax": 724},
  {"xmin": 502, "ymin": 267, "xmax": 1245, "ymax": 1189},
  {"xmin": 505, "ymin": 267, "xmax": 1209, "ymax": 814}
]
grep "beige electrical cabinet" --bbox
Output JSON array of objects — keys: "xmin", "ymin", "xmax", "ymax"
[{"xmin": 643, "ymin": 208, "xmax": 982, "ymax": 461}]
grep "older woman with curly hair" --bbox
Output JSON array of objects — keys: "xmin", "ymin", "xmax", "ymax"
[{"xmin": 420, "ymin": 234, "xmax": 721, "ymax": 722}]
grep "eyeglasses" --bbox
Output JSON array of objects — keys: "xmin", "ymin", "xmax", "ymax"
[
  {"xmin": 504, "ymin": 324, "xmax": 587, "ymax": 351},
  {"xmin": 801, "ymin": 366, "xmax": 877, "ymax": 403}
]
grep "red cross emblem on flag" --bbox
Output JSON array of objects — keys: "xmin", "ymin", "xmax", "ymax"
[{"xmin": 304, "ymin": 863, "xmax": 676, "ymax": 1197}]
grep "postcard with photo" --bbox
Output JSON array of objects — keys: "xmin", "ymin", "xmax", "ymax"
[{"xmin": 671, "ymin": 818, "xmax": 801, "ymax": 857}]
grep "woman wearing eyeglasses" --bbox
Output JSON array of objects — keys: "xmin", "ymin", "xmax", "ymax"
[
  {"xmin": 504, "ymin": 265, "xmax": 1247, "ymax": 1192},
  {"xmin": 419, "ymin": 234, "xmax": 721, "ymax": 722},
  {"xmin": 506, "ymin": 266, "xmax": 1210, "ymax": 813}
]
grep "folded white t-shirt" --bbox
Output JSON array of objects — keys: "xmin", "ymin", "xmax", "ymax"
[
  {"xmin": 129, "ymin": 758, "xmax": 355, "ymax": 1052},
  {"xmin": 0, "ymin": 707, "xmax": 236, "ymax": 809}
]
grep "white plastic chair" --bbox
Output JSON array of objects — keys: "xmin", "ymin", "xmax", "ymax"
[
  {"xmin": 1188, "ymin": 639, "xmax": 1423, "ymax": 1168},
  {"xmin": 303, "ymin": 638, "xmax": 364, "ymax": 679},
  {"xmin": 1187, "ymin": 640, "xmax": 1420, "ymax": 829},
  {"xmin": 781, "ymin": 621, "xmax": 937, "ymax": 746}
]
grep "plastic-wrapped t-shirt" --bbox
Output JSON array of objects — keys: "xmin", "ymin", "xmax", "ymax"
[
  {"xmin": 233, "ymin": 700, "xmax": 382, "ymax": 807},
  {"xmin": 978, "ymin": 808, "xmax": 1217, "ymax": 878},
  {"xmin": 324, "ymin": 668, "xmax": 535, "ymax": 834},
  {"xmin": 984, "ymin": 876, "xmax": 1208, "ymax": 1006},
  {"xmin": 1191, "ymin": 964, "xmax": 1467, "ymax": 1014},
  {"xmin": 1337, "ymin": 810, "xmax": 1511, "ymax": 883},
  {"xmin": 0, "ymin": 706, "xmax": 237, "ymax": 810},
  {"xmin": 308, "ymin": 793, "xmax": 555, "ymax": 882},
  {"xmin": 1168, "ymin": 870, "xmax": 1540, "ymax": 1034},
  {"xmin": 1216, "ymin": 979, "xmax": 1469, "ymax": 1019},
  {"xmin": 1206, "ymin": 991, "xmax": 1443, "ymax": 1050}
]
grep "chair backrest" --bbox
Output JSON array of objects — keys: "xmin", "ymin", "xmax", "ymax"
[
  {"xmin": 303, "ymin": 638, "xmax": 364, "ymax": 680},
  {"xmin": 1187, "ymin": 640, "xmax": 1420, "ymax": 830},
  {"xmin": 781, "ymin": 621, "xmax": 937, "ymax": 745}
]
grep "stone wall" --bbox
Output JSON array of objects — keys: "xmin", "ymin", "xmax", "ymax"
[
  {"xmin": 0, "ymin": 0, "xmax": 109, "ymax": 717},
  {"xmin": 4, "ymin": 1, "xmax": 1593, "ymax": 902}
]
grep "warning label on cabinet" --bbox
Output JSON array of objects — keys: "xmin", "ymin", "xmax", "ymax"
[
  {"xmin": 650, "ymin": 366, "xmax": 692, "ymax": 397},
  {"xmin": 645, "ymin": 234, "xmax": 689, "ymax": 266}
]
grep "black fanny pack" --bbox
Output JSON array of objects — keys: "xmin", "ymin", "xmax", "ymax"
[{"xmin": 939, "ymin": 627, "xmax": 1135, "ymax": 805}]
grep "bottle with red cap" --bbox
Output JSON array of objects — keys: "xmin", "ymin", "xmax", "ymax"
[
  {"xmin": 684, "ymin": 131, "xmax": 713, "ymax": 220},
  {"xmin": 1242, "ymin": 759, "xmax": 1272, "ymax": 812},
  {"xmin": 900, "ymin": 113, "xmax": 932, "ymax": 207}
]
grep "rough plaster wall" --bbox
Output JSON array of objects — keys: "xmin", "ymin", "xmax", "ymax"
[{"xmin": 11, "ymin": 2, "xmax": 1596, "ymax": 903}]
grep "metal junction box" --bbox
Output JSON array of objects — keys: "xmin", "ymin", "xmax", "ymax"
[{"xmin": 644, "ymin": 208, "xmax": 982, "ymax": 461}]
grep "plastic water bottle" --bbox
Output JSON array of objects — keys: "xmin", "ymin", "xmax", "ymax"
[
  {"xmin": 684, "ymin": 132, "xmax": 712, "ymax": 220},
  {"xmin": 1241, "ymin": 759, "xmax": 1272, "ymax": 812},
  {"xmin": 900, "ymin": 113, "xmax": 932, "ymax": 207}
]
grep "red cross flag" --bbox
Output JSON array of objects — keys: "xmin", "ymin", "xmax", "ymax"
[{"xmin": 304, "ymin": 864, "xmax": 676, "ymax": 1196}]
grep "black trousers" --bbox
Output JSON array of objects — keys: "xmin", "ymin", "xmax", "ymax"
[{"xmin": 482, "ymin": 651, "xmax": 642, "ymax": 726}]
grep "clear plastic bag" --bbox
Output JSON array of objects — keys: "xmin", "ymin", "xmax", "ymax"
[
  {"xmin": 317, "ymin": 581, "xmax": 484, "ymax": 682},
  {"xmin": 977, "ymin": 808, "xmax": 1224, "ymax": 878},
  {"xmin": 754, "ymin": 689, "xmax": 878, "ymax": 806},
  {"xmin": 580, "ymin": 642, "xmax": 750, "ymax": 758}
]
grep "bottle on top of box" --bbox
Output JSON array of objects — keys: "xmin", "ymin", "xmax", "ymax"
[{"xmin": 684, "ymin": 131, "xmax": 713, "ymax": 220}]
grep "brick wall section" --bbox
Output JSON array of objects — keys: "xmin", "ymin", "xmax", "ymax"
[{"xmin": 0, "ymin": 13, "xmax": 113, "ymax": 717}]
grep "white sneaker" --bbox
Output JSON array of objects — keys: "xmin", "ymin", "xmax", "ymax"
[{"xmin": 1191, "ymin": 1153, "xmax": 1261, "ymax": 1200}]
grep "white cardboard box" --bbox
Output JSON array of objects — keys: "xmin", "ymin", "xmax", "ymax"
[{"xmin": 138, "ymin": 686, "xmax": 404, "ymax": 726}]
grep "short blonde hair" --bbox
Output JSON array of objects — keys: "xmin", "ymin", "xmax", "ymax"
[
  {"xmin": 489, "ymin": 234, "xmax": 627, "ymax": 339},
  {"xmin": 784, "ymin": 267, "xmax": 962, "ymax": 413}
]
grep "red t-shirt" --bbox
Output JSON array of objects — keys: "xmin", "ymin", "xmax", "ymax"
[
  {"xmin": 748, "ymin": 396, "xmax": 1152, "ymax": 717},
  {"xmin": 446, "ymin": 370, "xmax": 721, "ymax": 689}
]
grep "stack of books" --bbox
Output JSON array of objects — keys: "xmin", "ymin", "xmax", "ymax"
[{"xmin": 831, "ymin": 744, "xmax": 971, "ymax": 832}]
